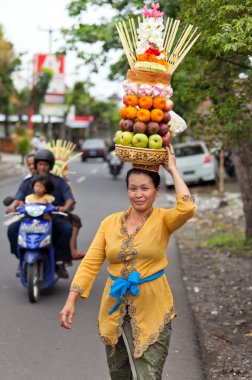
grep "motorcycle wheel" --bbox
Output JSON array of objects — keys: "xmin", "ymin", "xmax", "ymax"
[{"xmin": 27, "ymin": 263, "xmax": 40, "ymax": 303}]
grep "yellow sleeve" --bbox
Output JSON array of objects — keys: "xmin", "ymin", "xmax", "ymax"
[
  {"xmin": 163, "ymin": 194, "xmax": 196, "ymax": 234},
  {"xmin": 70, "ymin": 221, "xmax": 106, "ymax": 298}
]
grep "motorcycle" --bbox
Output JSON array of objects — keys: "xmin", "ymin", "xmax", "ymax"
[
  {"xmin": 5, "ymin": 202, "xmax": 67, "ymax": 303},
  {"xmin": 107, "ymin": 150, "xmax": 124, "ymax": 179}
]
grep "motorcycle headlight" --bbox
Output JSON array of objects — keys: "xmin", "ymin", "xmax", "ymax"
[
  {"xmin": 39, "ymin": 235, "xmax": 51, "ymax": 247},
  {"xmin": 18, "ymin": 235, "xmax": 27, "ymax": 248},
  {"xmin": 26, "ymin": 205, "xmax": 46, "ymax": 217}
]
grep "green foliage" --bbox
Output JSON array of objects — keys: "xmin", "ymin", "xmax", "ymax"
[
  {"xmin": 63, "ymin": 0, "xmax": 181, "ymax": 79},
  {"xmin": 29, "ymin": 69, "xmax": 53, "ymax": 112},
  {"xmin": 16, "ymin": 137, "xmax": 30, "ymax": 158},
  {"xmin": 15, "ymin": 128, "xmax": 27, "ymax": 137},
  {"xmin": 176, "ymin": 0, "xmax": 252, "ymax": 146},
  {"xmin": 0, "ymin": 25, "xmax": 21, "ymax": 134},
  {"xmin": 63, "ymin": 0, "xmax": 252, "ymax": 147},
  {"xmin": 207, "ymin": 233, "xmax": 252, "ymax": 256},
  {"xmin": 66, "ymin": 81, "xmax": 120, "ymax": 131}
]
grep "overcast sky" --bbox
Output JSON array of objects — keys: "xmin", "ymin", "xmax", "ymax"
[{"xmin": 0, "ymin": 0, "xmax": 122, "ymax": 99}]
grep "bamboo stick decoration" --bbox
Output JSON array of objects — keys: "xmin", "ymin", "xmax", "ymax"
[
  {"xmin": 170, "ymin": 24, "xmax": 194, "ymax": 60},
  {"xmin": 168, "ymin": 32, "xmax": 201, "ymax": 74},
  {"xmin": 116, "ymin": 23, "xmax": 135, "ymax": 68},
  {"xmin": 122, "ymin": 20, "xmax": 136, "ymax": 61},
  {"xmin": 129, "ymin": 18, "xmax": 138, "ymax": 54},
  {"xmin": 116, "ymin": 14, "xmax": 200, "ymax": 74},
  {"xmin": 165, "ymin": 19, "xmax": 180, "ymax": 56},
  {"xmin": 163, "ymin": 17, "xmax": 172, "ymax": 51},
  {"xmin": 176, "ymin": 27, "xmax": 199, "ymax": 59}
]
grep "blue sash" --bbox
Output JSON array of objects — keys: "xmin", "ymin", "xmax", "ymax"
[{"xmin": 108, "ymin": 269, "xmax": 165, "ymax": 315}]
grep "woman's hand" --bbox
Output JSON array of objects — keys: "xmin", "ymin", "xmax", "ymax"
[
  {"xmin": 163, "ymin": 144, "xmax": 191, "ymax": 195},
  {"xmin": 162, "ymin": 145, "xmax": 177, "ymax": 174},
  {"xmin": 59, "ymin": 292, "xmax": 78, "ymax": 329}
]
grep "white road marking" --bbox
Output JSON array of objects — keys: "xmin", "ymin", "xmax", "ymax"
[
  {"xmin": 91, "ymin": 168, "xmax": 99, "ymax": 174},
  {"xmin": 76, "ymin": 176, "xmax": 86, "ymax": 183}
]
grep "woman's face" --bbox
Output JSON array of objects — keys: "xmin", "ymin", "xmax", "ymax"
[
  {"xmin": 127, "ymin": 173, "xmax": 160, "ymax": 213},
  {"xmin": 34, "ymin": 182, "xmax": 46, "ymax": 197}
]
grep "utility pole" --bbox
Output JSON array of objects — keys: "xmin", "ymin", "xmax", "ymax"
[
  {"xmin": 37, "ymin": 27, "xmax": 59, "ymax": 139},
  {"xmin": 38, "ymin": 26, "xmax": 59, "ymax": 54}
]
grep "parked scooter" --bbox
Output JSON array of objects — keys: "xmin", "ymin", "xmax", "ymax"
[
  {"xmin": 107, "ymin": 150, "xmax": 124, "ymax": 179},
  {"xmin": 4, "ymin": 202, "xmax": 67, "ymax": 303}
]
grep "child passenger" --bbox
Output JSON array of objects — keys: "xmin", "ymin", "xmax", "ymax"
[
  {"xmin": 25, "ymin": 174, "xmax": 55, "ymax": 204},
  {"xmin": 25, "ymin": 173, "xmax": 85, "ymax": 261}
]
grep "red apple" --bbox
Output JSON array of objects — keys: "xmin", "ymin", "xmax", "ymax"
[
  {"xmin": 123, "ymin": 94, "xmax": 128, "ymax": 105},
  {"xmin": 162, "ymin": 131, "xmax": 171, "ymax": 147},
  {"xmin": 162, "ymin": 111, "xmax": 171, "ymax": 123},
  {"xmin": 146, "ymin": 121, "xmax": 160, "ymax": 135},
  {"xmin": 119, "ymin": 119, "xmax": 134, "ymax": 132},
  {"xmin": 133, "ymin": 121, "xmax": 147, "ymax": 134},
  {"xmin": 164, "ymin": 99, "xmax": 174, "ymax": 112},
  {"xmin": 159, "ymin": 123, "xmax": 169, "ymax": 136}
]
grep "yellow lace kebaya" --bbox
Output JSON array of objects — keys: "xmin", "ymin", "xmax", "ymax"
[{"xmin": 70, "ymin": 194, "xmax": 196, "ymax": 358}]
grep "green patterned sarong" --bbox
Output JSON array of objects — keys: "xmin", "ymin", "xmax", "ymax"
[{"xmin": 106, "ymin": 314, "xmax": 172, "ymax": 380}]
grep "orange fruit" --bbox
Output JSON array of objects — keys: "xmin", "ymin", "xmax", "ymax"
[
  {"xmin": 120, "ymin": 106, "xmax": 128, "ymax": 119},
  {"xmin": 125, "ymin": 94, "xmax": 139, "ymax": 107},
  {"xmin": 150, "ymin": 109, "xmax": 164, "ymax": 122},
  {"xmin": 137, "ymin": 108, "xmax": 151, "ymax": 122},
  {"xmin": 126, "ymin": 106, "xmax": 138, "ymax": 120},
  {"xmin": 153, "ymin": 97, "xmax": 166, "ymax": 110},
  {"xmin": 139, "ymin": 96, "xmax": 153, "ymax": 109}
]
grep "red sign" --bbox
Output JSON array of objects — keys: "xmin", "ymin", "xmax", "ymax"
[
  {"xmin": 34, "ymin": 54, "xmax": 65, "ymax": 101},
  {"xmin": 74, "ymin": 116, "xmax": 94, "ymax": 122},
  {"xmin": 34, "ymin": 54, "xmax": 65, "ymax": 74}
]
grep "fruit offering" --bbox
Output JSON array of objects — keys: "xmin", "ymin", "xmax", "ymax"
[{"xmin": 114, "ymin": 2, "xmax": 200, "ymax": 170}]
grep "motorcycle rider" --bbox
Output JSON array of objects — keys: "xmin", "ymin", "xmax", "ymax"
[{"xmin": 7, "ymin": 149, "xmax": 76, "ymax": 278}]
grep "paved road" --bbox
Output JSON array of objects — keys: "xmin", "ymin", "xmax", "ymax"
[{"xmin": 0, "ymin": 158, "xmax": 204, "ymax": 380}]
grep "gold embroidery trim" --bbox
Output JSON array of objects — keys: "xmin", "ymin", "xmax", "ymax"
[
  {"xmin": 129, "ymin": 304, "xmax": 176, "ymax": 358},
  {"xmin": 100, "ymin": 208, "xmax": 176, "ymax": 357},
  {"xmin": 182, "ymin": 195, "xmax": 195, "ymax": 203},
  {"xmin": 70, "ymin": 283, "xmax": 83, "ymax": 296}
]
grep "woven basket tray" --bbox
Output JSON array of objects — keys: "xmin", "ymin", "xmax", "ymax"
[{"xmin": 115, "ymin": 144, "xmax": 167, "ymax": 172}]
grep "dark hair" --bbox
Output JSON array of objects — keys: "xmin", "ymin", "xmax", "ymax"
[
  {"xmin": 126, "ymin": 168, "xmax": 160, "ymax": 189},
  {"xmin": 26, "ymin": 153, "xmax": 35, "ymax": 161},
  {"xmin": 32, "ymin": 174, "xmax": 54, "ymax": 194}
]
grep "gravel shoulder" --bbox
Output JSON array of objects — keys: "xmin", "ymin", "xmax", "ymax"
[{"xmin": 176, "ymin": 189, "xmax": 252, "ymax": 380}]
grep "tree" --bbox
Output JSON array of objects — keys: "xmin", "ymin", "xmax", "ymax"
[
  {"xmin": 66, "ymin": 81, "xmax": 120, "ymax": 135},
  {"xmin": 0, "ymin": 25, "xmax": 21, "ymax": 136},
  {"xmin": 29, "ymin": 67, "xmax": 54, "ymax": 113},
  {"xmin": 177, "ymin": 0, "xmax": 252, "ymax": 237},
  {"xmin": 64, "ymin": 0, "xmax": 252, "ymax": 237},
  {"xmin": 63, "ymin": 0, "xmax": 180, "ymax": 80},
  {"xmin": 16, "ymin": 136, "xmax": 30, "ymax": 165}
]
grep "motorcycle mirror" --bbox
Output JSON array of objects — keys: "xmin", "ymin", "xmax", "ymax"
[{"xmin": 3, "ymin": 196, "xmax": 15, "ymax": 207}]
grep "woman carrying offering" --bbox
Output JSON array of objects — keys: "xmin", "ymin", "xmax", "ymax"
[{"xmin": 59, "ymin": 144, "xmax": 196, "ymax": 380}]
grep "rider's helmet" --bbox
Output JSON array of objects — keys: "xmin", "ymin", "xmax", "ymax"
[{"xmin": 34, "ymin": 149, "xmax": 55, "ymax": 171}]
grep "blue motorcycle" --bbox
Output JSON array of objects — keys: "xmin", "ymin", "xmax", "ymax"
[{"xmin": 6, "ymin": 203, "xmax": 66, "ymax": 303}]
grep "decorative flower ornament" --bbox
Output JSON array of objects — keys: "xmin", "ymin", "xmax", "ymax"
[{"xmin": 142, "ymin": 3, "xmax": 164, "ymax": 18}]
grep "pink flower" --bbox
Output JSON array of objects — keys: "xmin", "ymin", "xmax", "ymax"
[{"xmin": 142, "ymin": 3, "xmax": 164, "ymax": 18}]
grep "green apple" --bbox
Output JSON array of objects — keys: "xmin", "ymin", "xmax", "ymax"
[
  {"xmin": 120, "ymin": 131, "xmax": 133, "ymax": 146},
  {"xmin": 132, "ymin": 133, "xmax": 148, "ymax": 148},
  {"xmin": 148, "ymin": 134, "xmax": 163, "ymax": 149},
  {"xmin": 114, "ymin": 130, "xmax": 123, "ymax": 144}
]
